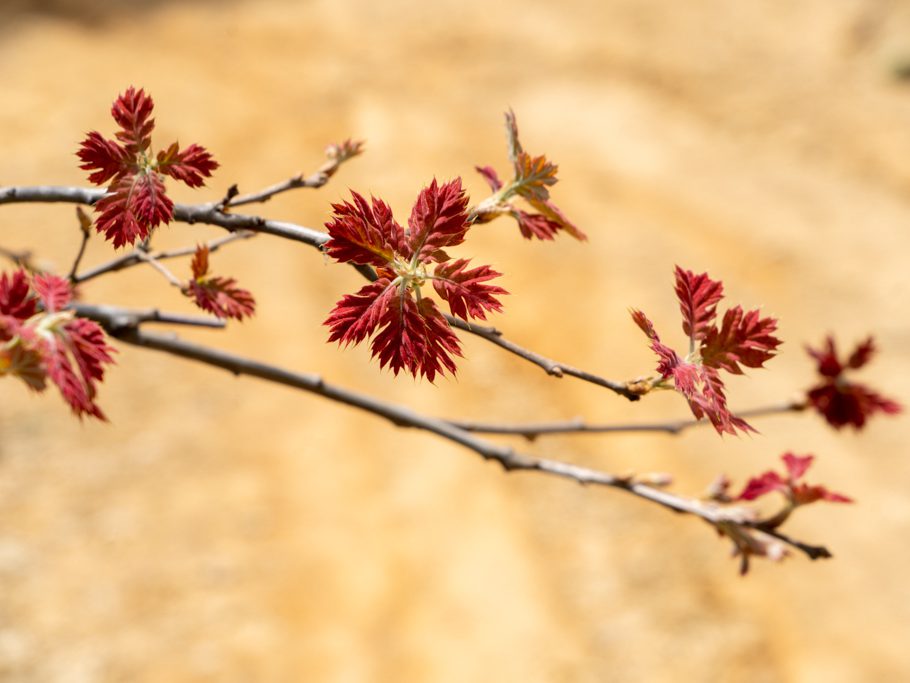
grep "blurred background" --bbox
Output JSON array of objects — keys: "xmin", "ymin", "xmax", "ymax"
[{"xmin": 1, "ymin": 0, "xmax": 909, "ymax": 681}]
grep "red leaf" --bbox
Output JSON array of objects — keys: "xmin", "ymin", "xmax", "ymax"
[
  {"xmin": 689, "ymin": 365, "xmax": 756, "ymax": 435},
  {"xmin": 513, "ymin": 209, "xmax": 560, "ymax": 240},
  {"xmin": 187, "ymin": 277, "xmax": 256, "ymax": 321},
  {"xmin": 325, "ymin": 278, "xmax": 397, "ymax": 346},
  {"xmin": 701, "ymin": 306, "xmax": 780, "ymax": 374},
  {"xmin": 0, "ymin": 270, "xmax": 36, "ymax": 320},
  {"xmin": 190, "ymin": 244, "xmax": 210, "ymax": 280},
  {"xmin": 371, "ymin": 295, "xmax": 461, "ymax": 381},
  {"xmin": 737, "ymin": 453, "xmax": 852, "ymax": 505},
  {"xmin": 737, "ymin": 471, "xmax": 785, "ymax": 501},
  {"xmin": 77, "ymin": 131, "xmax": 127, "ymax": 185},
  {"xmin": 475, "ymin": 165, "xmax": 503, "ymax": 192},
  {"xmin": 405, "ymin": 178, "xmax": 470, "ymax": 263},
  {"xmin": 324, "ymin": 192, "xmax": 404, "ymax": 267},
  {"xmin": 807, "ymin": 335, "xmax": 842, "ymax": 377},
  {"xmin": 111, "ymin": 86, "xmax": 155, "ymax": 153},
  {"xmin": 806, "ymin": 335, "xmax": 901, "ymax": 430},
  {"xmin": 526, "ymin": 198, "xmax": 587, "ymax": 241},
  {"xmin": 674, "ymin": 266, "xmax": 724, "ymax": 344},
  {"xmin": 0, "ymin": 325, "xmax": 47, "ymax": 391},
  {"xmin": 32, "ymin": 274, "xmax": 72, "ymax": 313},
  {"xmin": 630, "ymin": 309, "xmax": 682, "ymax": 379},
  {"xmin": 45, "ymin": 317, "xmax": 116, "ymax": 420},
  {"xmin": 847, "ymin": 336, "xmax": 876, "ymax": 370},
  {"xmin": 807, "ymin": 382, "xmax": 901, "ymax": 430},
  {"xmin": 325, "ymin": 182, "xmax": 504, "ymax": 380},
  {"xmin": 80, "ymin": 88, "xmax": 218, "ymax": 247},
  {"xmin": 94, "ymin": 172, "xmax": 173, "ymax": 248},
  {"xmin": 781, "ymin": 453, "xmax": 813, "ymax": 481},
  {"xmin": 431, "ymin": 259, "xmax": 506, "ymax": 321},
  {"xmin": 157, "ymin": 142, "xmax": 219, "ymax": 188}
]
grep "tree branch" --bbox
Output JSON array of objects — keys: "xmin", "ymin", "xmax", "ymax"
[
  {"xmin": 71, "ymin": 303, "xmax": 225, "ymax": 329},
  {"xmin": 1, "ymin": 185, "xmax": 643, "ymax": 400},
  {"xmin": 73, "ymin": 230, "xmax": 255, "ymax": 285},
  {"xmin": 446, "ymin": 401, "xmax": 807, "ymax": 438},
  {"xmin": 67, "ymin": 300, "xmax": 828, "ymax": 564}
]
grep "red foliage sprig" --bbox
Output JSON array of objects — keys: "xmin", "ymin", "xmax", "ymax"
[
  {"xmin": 183, "ymin": 245, "xmax": 256, "ymax": 321},
  {"xmin": 631, "ymin": 266, "xmax": 781, "ymax": 435},
  {"xmin": 324, "ymin": 178, "xmax": 507, "ymax": 380},
  {"xmin": 737, "ymin": 453, "xmax": 852, "ymax": 507},
  {"xmin": 77, "ymin": 87, "xmax": 218, "ymax": 248},
  {"xmin": 0, "ymin": 269, "xmax": 115, "ymax": 419},
  {"xmin": 805, "ymin": 336, "xmax": 901, "ymax": 429},
  {"xmin": 472, "ymin": 110, "xmax": 586, "ymax": 241}
]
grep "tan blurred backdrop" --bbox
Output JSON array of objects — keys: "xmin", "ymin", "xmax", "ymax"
[{"xmin": 1, "ymin": 1, "xmax": 909, "ymax": 681}]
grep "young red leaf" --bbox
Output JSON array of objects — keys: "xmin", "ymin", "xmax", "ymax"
[
  {"xmin": 405, "ymin": 178, "xmax": 470, "ymax": 263},
  {"xmin": 94, "ymin": 172, "xmax": 174, "ymax": 248},
  {"xmin": 475, "ymin": 165, "xmax": 503, "ymax": 192},
  {"xmin": 32, "ymin": 274, "xmax": 72, "ymax": 313},
  {"xmin": 111, "ymin": 86, "xmax": 155, "ymax": 153},
  {"xmin": 370, "ymin": 295, "xmax": 461, "ymax": 382},
  {"xmin": 191, "ymin": 244, "xmax": 210, "ymax": 280},
  {"xmin": 324, "ymin": 192, "xmax": 404, "ymax": 267},
  {"xmin": 737, "ymin": 471, "xmax": 785, "ymax": 501},
  {"xmin": 185, "ymin": 244, "xmax": 255, "ymax": 321},
  {"xmin": 630, "ymin": 309, "xmax": 682, "ymax": 379},
  {"xmin": 513, "ymin": 209, "xmax": 561, "ymax": 240},
  {"xmin": 431, "ymin": 259, "xmax": 506, "ymax": 321},
  {"xmin": 157, "ymin": 142, "xmax": 219, "ymax": 188},
  {"xmin": 806, "ymin": 335, "xmax": 901, "ymax": 430},
  {"xmin": 0, "ymin": 327, "xmax": 47, "ymax": 392},
  {"xmin": 325, "ymin": 180, "xmax": 505, "ymax": 380},
  {"xmin": 0, "ymin": 270, "xmax": 36, "ymax": 320},
  {"xmin": 781, "ymin": 453, "xmax": 813, "ymax": 481},
  {"xmin": 736, "ymin": 452, "xmax": 852, "ymax": 506},
  {"xmin": 701, "ymin": 306, "xmax": 780, "ymax": 374},
  {"xmin": 846, "ymin": 336, "xmax": 876, "ymax": 370},
  {"xmin": 474, "ymin": 110, "xmax": 585, "ymax": 241},
  {"xmin": 632, "ymin": 266, "xmax": 778, "ymax": 436},
  {"xmin": 325, "ymin": 278, "xmax": 397, "ymax": 347},
  {"xmin": 674, "ymin": 266, "xmax": 724, "ymax": 344},
  {"xmin": 77, "ymin": 131, "xmax": 127, "ymax": 185},
  {"xmin": 186, "ymin": 277, "xmax": 256, "ymax": 321},
  {"xmin": 525, "ymin": 197, "xmax": 587, "ymax": 241},
  {"xmin": 1, "ymin": 271, "xmax": 115, "ymax": 419},
  {"xmin": 79, "ymin": 87, "xmax": 217, "ymax": 248}
]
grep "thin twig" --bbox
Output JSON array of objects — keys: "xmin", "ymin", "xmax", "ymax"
[
  {"xmin": 137, "ymin": 251, "xmax": 183, "ymax": 288},
  {"xmin": 71, "ymin": 303, "xmax": 225, "ymax": 329},
  {"xmin": 447, "ymin": 317, "xmax": 642, "ymax": 400},
  {"xmin": 66, "ymin": 206, "xmax": 93, "ymax": 282},
  {"xmin": 220, "ymin": 144, "xmax": 361, "ymax": 209},
  {"xmin": 1, "ymin": 185, "xmax": 640, "ymax": 400},
  {"xmin": 447, "ymin": 401, "xmax": 807, "ymax": 438},
  {"xmin": 73, "ymin": 230, "xmax": 255, "ymax": 284}
]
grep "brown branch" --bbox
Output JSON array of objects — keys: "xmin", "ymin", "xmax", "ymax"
[
  {"xmin": 447, "ymin": 401, "xmax": 807, "ymax": 438},
  {"xmin": 73, "ymin": 230, "xmax": 255, "ymax": 285},
  {"xmin": 220, "ymin": 143, "xmax": 362, "ymax": 209},
  {"xmin": 71, "ymin": 302, "xmax": 225, "ymax": 329},
  {"xmin": 64, "ymin": 301, "xmax": 828, "ymax": 565},
  {"xmin": 1, "ymin": 184, "xmax": 641, "ymax": 400},
  {"xmin": 67, "ymin": 207, "xmax": 93, "ymax": 281}
]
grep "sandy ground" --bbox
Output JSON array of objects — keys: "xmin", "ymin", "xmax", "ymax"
[{"xmin": 1, "ymin": 1, "xmax": 909, "ymax": 681}]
